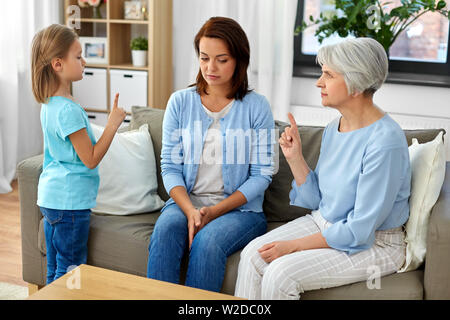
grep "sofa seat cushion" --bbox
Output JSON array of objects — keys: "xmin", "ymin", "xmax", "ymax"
[
  {"xmin": 38, "ymin": 211, "xmax": 161, "ymax": 277},
  {"xmin": 301, "ymin": 270, "xmax": 423, "ymax": 300}
]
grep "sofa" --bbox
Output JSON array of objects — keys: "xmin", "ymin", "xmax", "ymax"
[{"xmin": 18, "ymin": 106, "xmax": 450, "ymax": 299}]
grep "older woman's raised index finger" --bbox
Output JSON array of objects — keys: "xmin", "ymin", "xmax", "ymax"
[
  {"xmin": 288, "ymin": 113, "xmax": 300, "ymax": 137},
  {"xmin": 288, "ymin": 112, "xmax": 298, "ymax": 129}
]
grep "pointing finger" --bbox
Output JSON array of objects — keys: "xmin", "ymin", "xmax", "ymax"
[
  {"xmin": 113, "ymin": 93, "xmax": 119, "ymax": 109},
  {"xmin": 288, "ymin": 112, "xmax": 298, "ymax": 129}
]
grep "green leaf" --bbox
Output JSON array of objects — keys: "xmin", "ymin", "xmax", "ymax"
[
  {"xmin": 346, "ymin": 0, "xmax": 366, "ymax": 27},
  {"xmin": 437, "ymin": 0, "xmax": 446, "ymax": 10}
]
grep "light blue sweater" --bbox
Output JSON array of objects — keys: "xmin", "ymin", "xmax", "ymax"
[
  {"xmin": 38, "ymin": 96, "xmax": 99, "ymax": 210},
  {"xmin": 290, "ymin": 114, "xmax": 411, "ymax": 255},
  {"xmin": 161, "ymin": 87, "xmax": 275, "ymax": 213}
]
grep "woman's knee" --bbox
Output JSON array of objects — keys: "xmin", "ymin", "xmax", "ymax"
[
  {"xmin": 150, "ymin": 205, "xmax": 187, "ymax": 247},
  {"xmin": 240, "ymin": 234, "xmax": 269, "ymax": 263},
  {"xmin": 190, "ymin": 229, "xmax": 223, "ymax": 258},
  {"xmin": 240, "ymin": 237, "xmax": 260, "ymax": 261},
  {"xmin": 261, "ymin": 258, "xmax": 301, "ymax": 300},
  {"xmin": 155, "ymin": 205, "xmax": 186, "ymax": 232}
]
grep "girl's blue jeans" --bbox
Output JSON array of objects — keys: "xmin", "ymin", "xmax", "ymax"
[
  {"xmin": 39, "ymin": 207, "xmax": 91, "ymax": 285},
  {"xmin": 147, "ymin": 202, "xmax": 267, "ymax": 292}
]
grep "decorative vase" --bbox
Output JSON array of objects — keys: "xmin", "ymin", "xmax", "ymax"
[{"xmin": 132, "ymin": 50, "xmax": 148, "ymax": 67}]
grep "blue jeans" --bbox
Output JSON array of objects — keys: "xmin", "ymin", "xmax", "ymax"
[
  {"xmin": 39, "ymin": 207, "xmax": 91, "ymax": 285},
  {"xmin": 147, "ymin": 203, "xmax": 267, "ymax": 292}
]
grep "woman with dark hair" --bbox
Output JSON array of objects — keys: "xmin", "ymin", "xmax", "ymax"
[{"xmin": 146, "ymin": 17, "xmax": 275, "ymax": 292}]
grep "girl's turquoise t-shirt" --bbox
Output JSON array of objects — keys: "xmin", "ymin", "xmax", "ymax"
[{"xmin": 37, "ymin": 96, "xmax": 99, "ymax": 210}]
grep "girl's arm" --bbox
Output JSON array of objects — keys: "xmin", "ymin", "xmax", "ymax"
[{"xmin": 69, "ymin": 93, "xmax": 126, "ymax": 169}]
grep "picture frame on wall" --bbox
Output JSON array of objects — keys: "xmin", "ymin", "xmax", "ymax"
[{"xmin": 79, "ymin": 37, "xmax": 108, "ymax": 64}]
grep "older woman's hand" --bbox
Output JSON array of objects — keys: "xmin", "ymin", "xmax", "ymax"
[
  {"xmin": 258, "ymin": 240, "xmax": 297, "ymax": 263},
  {"xmin": 279, "ymin": 113, "xmax": 303, "ymax": 163}
]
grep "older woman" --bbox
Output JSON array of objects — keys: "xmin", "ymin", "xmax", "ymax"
[
  {"xmin": 235, "ymin": 37, "xmax": 411, "ymax": 300},
  {"xmin": 147, "ymin": 17, "xmax": 275, "ymax": 292}
]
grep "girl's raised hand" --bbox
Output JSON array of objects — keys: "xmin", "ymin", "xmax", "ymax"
[{"xmin": 107, "ymin": 93, "xmax": 126, "ymax": 130}]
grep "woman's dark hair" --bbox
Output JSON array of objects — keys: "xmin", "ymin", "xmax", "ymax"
[{"xmin": 191, "ymin": 16, "xmax": 252, "ymax": 100}]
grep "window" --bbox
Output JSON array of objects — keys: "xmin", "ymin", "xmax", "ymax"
[{"xmin": 294, "ymin": 0, "xmax": 450, "ymax": 76}]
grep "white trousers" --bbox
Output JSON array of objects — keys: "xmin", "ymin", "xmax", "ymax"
[{"xmin": 234, "ymin": 210, "xmax": 406, "ymax": 300}]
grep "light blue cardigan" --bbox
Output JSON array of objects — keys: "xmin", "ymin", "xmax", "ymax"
[{"xmin": 160, "ymin": 87, "xmax": 276, "ymax": 213}]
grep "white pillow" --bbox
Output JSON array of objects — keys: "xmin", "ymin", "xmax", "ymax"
[
  {"xmin": 398, "ymin": 131, "xmax": 446, "ymax": 272},
  {"xmin": 90, "ymin": 123, "xmax": 165, "ymax": 215}
]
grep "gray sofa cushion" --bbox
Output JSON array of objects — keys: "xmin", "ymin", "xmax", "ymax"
[
  {"xmin": 301, "ymin": 270, "xmax": 424, "ymax": 300},
  {"xmin": 129, "ymin": 106, "xmax": 168, "ymax": 201},
  {"xmin": 263, "ymin": 121, "xmax": 323, "ymax": 222}
]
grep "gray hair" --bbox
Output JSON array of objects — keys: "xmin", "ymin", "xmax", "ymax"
[{"xmin": 316, "ymin": 37, "xmax": 389, "ymax": 96}]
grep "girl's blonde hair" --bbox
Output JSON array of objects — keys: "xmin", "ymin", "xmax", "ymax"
[{"xmin": 31, "ymin": 24, "xmax": 78, "ymax": 104}]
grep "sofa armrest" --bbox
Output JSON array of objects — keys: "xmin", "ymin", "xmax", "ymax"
[
  {"xmin": 17, "ymin": 154, "xmax": 46, "ymax": 286},
  {"xmin": 424, "ymin": 161, "xmax": 450, "ymax": 299}
]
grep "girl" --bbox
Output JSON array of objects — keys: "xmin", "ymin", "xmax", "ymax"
[
  {"xmin": 31, "ymin": 24, "xmax": 126, "ymax": 284},
  {"xmin": 146, "ymin": 17, "xmax": 275, "ymax": 292}
]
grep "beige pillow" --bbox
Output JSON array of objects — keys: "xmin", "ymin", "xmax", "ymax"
[{"xmin": 399, "ymin": 131, "xmax": 446, "ymax": 272}]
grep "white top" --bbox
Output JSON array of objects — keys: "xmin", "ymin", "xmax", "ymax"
[{"xmin": 190, "ymin": 100, "xmax": 234, "ymax": 209}]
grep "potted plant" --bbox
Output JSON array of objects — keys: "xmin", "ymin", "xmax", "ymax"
[
  {"xmin": 296, "ymin": 0, "xmax": 450, "ymax": 54},
  {"xmin": 130, "ymin": 36, "xmax": 148, "ymax": 67}
]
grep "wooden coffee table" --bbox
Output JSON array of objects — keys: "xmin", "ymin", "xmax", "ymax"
[{"xmin": 27, "ymin": 264, "xmax": 243, "ymax": 300}]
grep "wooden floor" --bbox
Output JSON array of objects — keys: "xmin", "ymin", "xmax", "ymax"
[{"xmin": 0, "ymin": 180, "xmax": 27, "ymax": 287}]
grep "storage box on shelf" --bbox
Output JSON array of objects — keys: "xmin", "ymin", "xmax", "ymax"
[
  {"xmin": 84, "ymin": 111, "xmax": 131, "ymax": 129},
  {"xmin": 73, "ymin": 68, "xmax": 108, "ymax": 111},
  {"xmin": 110, "ymin": 70, "xmax": 148, "ymax": 113}
]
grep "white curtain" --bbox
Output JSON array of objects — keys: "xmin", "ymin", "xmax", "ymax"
[
  {"xmin": 0, "ymin": 0, "xmax": 62, "ymax": 193},
  {"xmin": 173, "ymin": 0, "xmax": 298, "ymax": 122}
]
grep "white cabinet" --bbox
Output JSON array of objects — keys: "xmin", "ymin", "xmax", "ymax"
[
  {"xmin": 86, "ymin": 111, "xmax": 108, "ymax": 127},
  {"xmin": 110, "ymin": 69, "xmax": 148, "ymax": 113},
  {"xmin": 86, "ymin": 111, "xmax": 131, "ymax": 130},
  {"xmin": 73, "ymin": 68, "xmax": 108, "ymax": 111}
]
